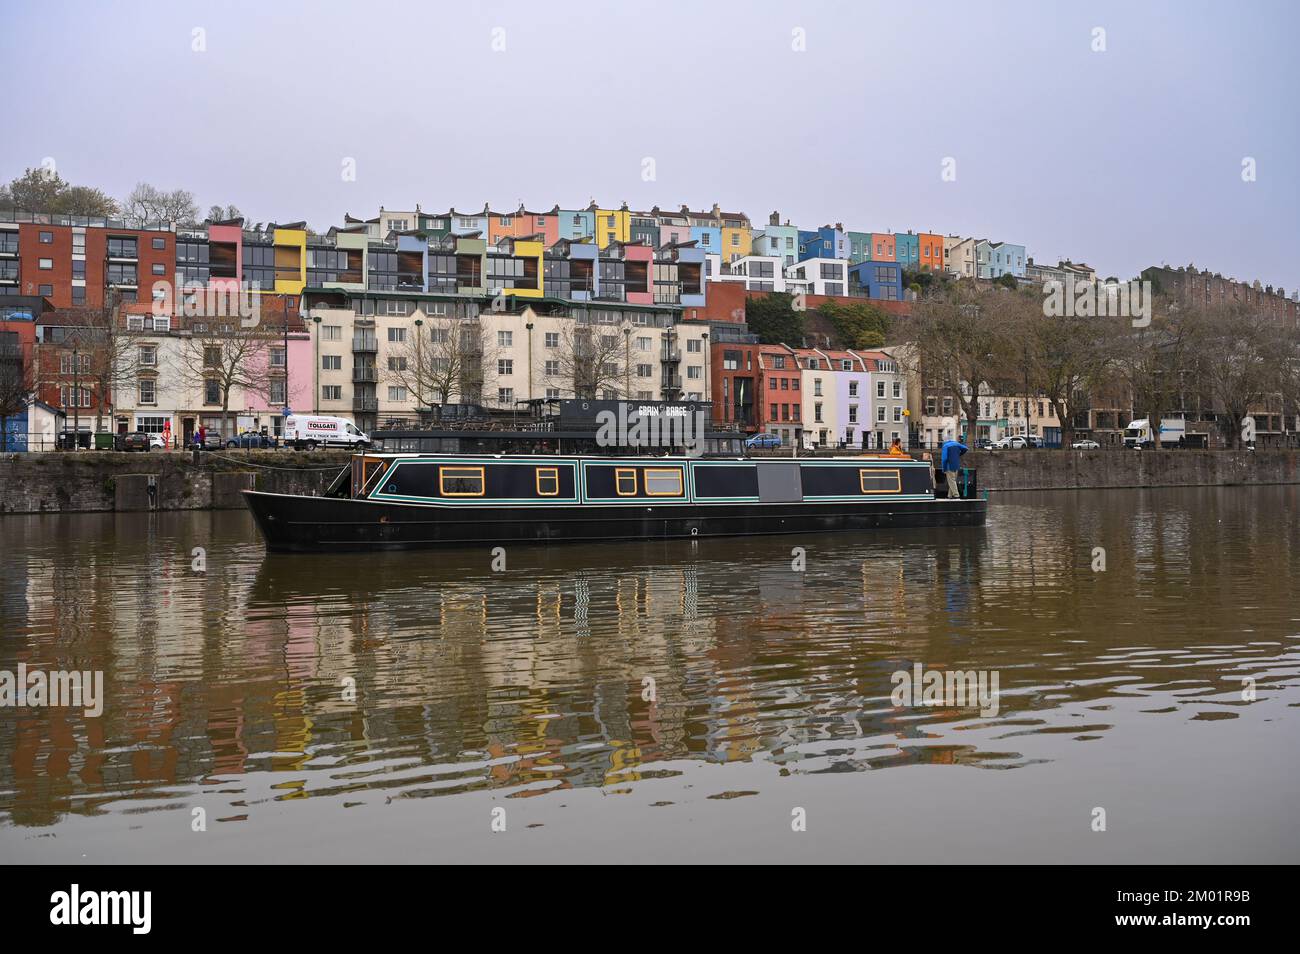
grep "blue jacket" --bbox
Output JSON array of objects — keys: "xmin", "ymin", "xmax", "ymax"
[{"xmin": 940, "ymin": 440, "xmax": 968, "ymax": 472}]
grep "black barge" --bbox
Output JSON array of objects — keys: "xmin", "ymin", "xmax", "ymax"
[{"xmin": 243, "ymin": 452, "xmax": 986, "ymax": 551}]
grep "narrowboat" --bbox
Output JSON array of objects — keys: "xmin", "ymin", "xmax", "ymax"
[{"xmin": 242, "ymin": 453, "xmax": 985, "ymax": 551}]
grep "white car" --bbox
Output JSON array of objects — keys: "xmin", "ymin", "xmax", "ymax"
[{"xmin": 1071, "ymin": 439, "xmax": 1100, "ymax": 449}]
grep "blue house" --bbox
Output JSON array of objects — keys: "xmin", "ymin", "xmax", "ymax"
[
  {"xmin": 797, "ymin": 225, "xmax": 848, "ymax": 262},
  {"xmin": 893, "ymin": 232, "xmax": 919, "ymax": 268},
  {"xmin": 848, "ymin": 261, "xmax": 905, "ymax": 302}
]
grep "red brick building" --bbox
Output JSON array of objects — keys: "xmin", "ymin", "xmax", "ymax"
[{"xmin": 3, "ymin": 213, "xmax": 174, "ymax": 310}]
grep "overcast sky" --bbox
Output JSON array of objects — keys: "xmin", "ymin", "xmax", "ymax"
[{"xmin": 4, "ymin": 0, "xmax": 1297, "ymax": 287}]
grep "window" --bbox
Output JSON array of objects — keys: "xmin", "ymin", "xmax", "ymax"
[
  {"xmin": 615, "ymin": 468, "xmax": 637, "ymax": 496},
  {"xmin": 322, "ymin": 355, "xmax": 341, "ymax": 370},
  {"xmin": 645, "ymin": 468, "xmax": 683, "ymax": 496},
  {"xmin": 138, "ymin": 378, "xmax": 156, "ymax": 405},
  {"xmin": 440, "ymin": 466, "xmax": 484, "ymax": 497},
  {"xmin": 536, "ymin": 467, "xmax": 559, "ymax": 496},
  {"xmin": 859, "ymin": 468, "xmax": 901, "ymax": 494}
]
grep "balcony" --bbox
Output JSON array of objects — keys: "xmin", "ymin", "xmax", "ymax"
[
  {"xmin": 353, "ymin": 396, "xmax": 378, "ymax": 413},
  {"xmin": 352, "ymin": 334, "xmax": 378, "ymax": 352},
  {"xmin": 352, "ymin": 366, "xmax": 377, "ymax": 383}
]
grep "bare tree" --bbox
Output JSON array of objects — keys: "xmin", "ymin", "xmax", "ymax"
[
  {"xmin": 384, "ymin": 317, "xmax": 496, "ymax": 411},
  {"xmin": 550, "ymin": 319, "xmax": 627, "ymax": 399},
  {"xmin": 170, "ymin": 321, "xmax": 277, "ymax": 438},
  {"xmin": 124, "ymin": 183, "xmax": 199, "ymax": 227},
  {"xmin": 1100, "ymin": 296, "xmax": 1198, "ymax": 448},
  {"xmin": 901, "ymin": 282, "xmax": 1018, "ymax": 443},
  {"xmin": 1192, "ymin": 303, "xmax": 1289, "ymax": 448}
]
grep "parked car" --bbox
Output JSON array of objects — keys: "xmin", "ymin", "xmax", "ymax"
[
  {"xmin": 114, "ymin": 431, "xmax": 151, "ymax": 452},
  {"xmin": 745, "ymin": 432, "xmax": 782, "ymax": 449},
  {"xmin": 226, "ymin": 433, "xmax": 279, "ymax": 449},
  {"xmin": 1071, "ymin": 439, "xmax": 1100, "ymax": 449}
]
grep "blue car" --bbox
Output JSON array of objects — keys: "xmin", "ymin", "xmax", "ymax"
[{"xmin": 745, "ymin": 432, "xmax": 782, "ymax": 449}]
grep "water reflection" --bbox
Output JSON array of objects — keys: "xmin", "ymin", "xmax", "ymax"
[{"xmin": 1, "ymin": 487, "xmax": 1299, "ymax": 853}]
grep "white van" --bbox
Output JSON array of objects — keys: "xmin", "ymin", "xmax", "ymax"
[{"xmin": 284, "ymin": 415, "xmax": 370, "ymax": 450}]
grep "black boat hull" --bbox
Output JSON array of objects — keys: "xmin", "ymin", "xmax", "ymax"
[{"xmin": 242, "ymin": 489, "xmax": 987, "ymax": 551}]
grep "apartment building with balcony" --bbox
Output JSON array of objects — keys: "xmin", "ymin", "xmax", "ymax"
[
  {"xmin": 0, "ymin": 210, "xmax": 174, "ymax": 309},
  {"xmin": 786, "ymin": 257, "xmax": 849, "ymax": 296}
]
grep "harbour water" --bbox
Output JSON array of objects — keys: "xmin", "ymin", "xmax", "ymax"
[{"xmin": 2, "ymin": 486, "xmax": 1298, "ymax": 863}]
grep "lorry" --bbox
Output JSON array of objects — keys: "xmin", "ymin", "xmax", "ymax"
[
  {"xmin": 283, "ymin": 415, "xmax": 370, "ymax": 450},
  {"xmin": 1123, "ymin": 417, "xmax": 1186, "ymax": 449}
]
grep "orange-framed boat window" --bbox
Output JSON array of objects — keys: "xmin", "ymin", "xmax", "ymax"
[
  {"xmin": 440, "ymin": 465, "xmax": 485, "ymax": 497},
  {"xmin": 614, "ymin": 468, "xmax": 638, "ymax": 496},
  {"xmin": 859, "ymin": 467, "xmax": 901, "ymax": 494},
  {"xmin": 644, "ymin": 467, "xmax": 684, "ymax": 497},
  {"xmin": 536, "ymin": 466, "xmax": 559, "ymax": 496}
]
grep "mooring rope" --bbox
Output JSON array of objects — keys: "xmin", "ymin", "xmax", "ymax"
[{"xmin": 201, "ymin": 451, "xmax": 346, "ymax": 472}]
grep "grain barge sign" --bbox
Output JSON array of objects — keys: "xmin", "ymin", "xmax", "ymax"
[
  {"xmin": 558, "ymin": 399, "xmax": 711, "ymax": 429},
  {"xmin": 560, "ymin": 399, "xmax": 712, "ymax": 456}
]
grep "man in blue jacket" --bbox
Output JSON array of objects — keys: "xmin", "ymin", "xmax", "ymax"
[{"xmin": 940, "ymin": 438, "xmax": 968, "ymax": 499}]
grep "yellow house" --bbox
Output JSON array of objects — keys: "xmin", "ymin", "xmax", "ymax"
[
  {"xmin": 719, "ymin": 212, "xmax": 753, "ymax": 262},
  {"xmin": 593, "ymin": 203, "xmax": 630, "ymax": 248},
  {"xmin": 273, "ymin": 227, "xmax": 307, "ymax": 295},
  {"xmin": 500, "ymin": 236, "xmax": 545, "ymax": 299}
]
